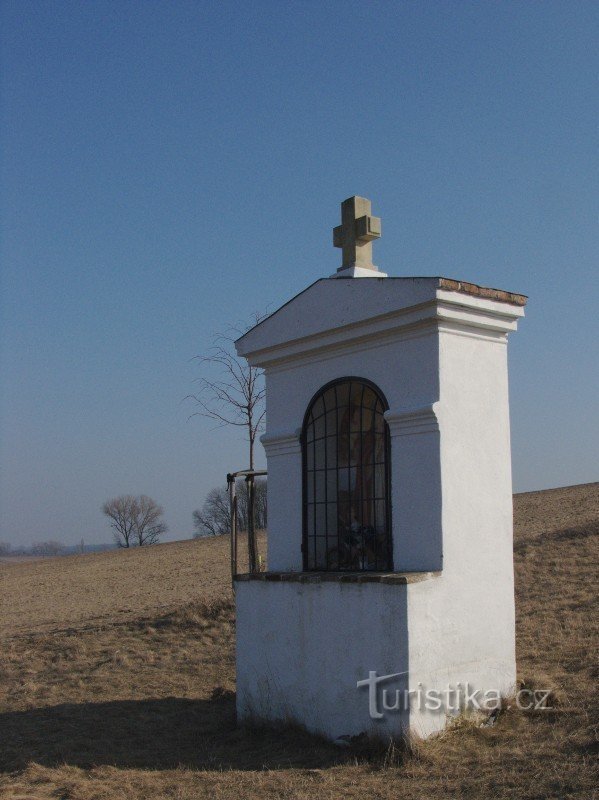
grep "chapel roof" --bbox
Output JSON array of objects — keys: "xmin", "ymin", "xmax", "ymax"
[{"xmin": 235, "ymin": 276, "xmax": 527, "ymax": 360}]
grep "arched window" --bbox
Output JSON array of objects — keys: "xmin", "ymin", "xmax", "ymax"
[{"xmin": 302, "ymin": 378, "xmax": 392, "ymax": 572}]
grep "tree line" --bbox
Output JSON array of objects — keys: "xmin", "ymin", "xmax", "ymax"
[
  {"xmin": 2, "ymin": 478, "xmax": 267, "ymax": 556},
  {"xmin": 104, "ymin": 314, "xmax": 268, "ymax": 547},
  {"xmin": 2, "ymin": 313, "xmax": 268, "ymax": 556},
  {"xmin": 0, "ymin": 540, "xmax": 68, "ymax": 557},
  {"xmin": 101, "ymin": 478, "xmax": 267, "ymax": 547},
  {"xmin": 192, "ymin": 478, "xmax": 267, "ymax": 537},
  {"xmin": 102, "ymin": 495, "xmax": 168, "ymax": 547}
]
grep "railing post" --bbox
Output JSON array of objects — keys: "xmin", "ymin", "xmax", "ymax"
[
  {"xmin": 246, "ymin": 473, "xmax": 257, "ymax": 574},
  {"xmin": 227, "ymin": 473, "xmax": 237, "ymax": 586},
  {"xmin": 226, "ymin": 468, "xmax": 266, "ymax": 578}
]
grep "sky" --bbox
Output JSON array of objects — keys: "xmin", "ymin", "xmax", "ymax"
[{"xmin": 1, "ymin": 0, "xmax": 597, "ymax": 547}]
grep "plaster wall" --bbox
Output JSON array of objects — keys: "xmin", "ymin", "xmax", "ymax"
[
  {"xmin": 263, "ymin": 330, "xmax": 439, "ymax": 572},
  {"xmin": 236, "ymin": 278, "xmax": 441, "ymax": 357},
  {"xmin": 406, "ymin": 328, "xmax": 517, "ymax": 736},
  {"xmin": 235, "ymin": 580, "xmax": 410, "ymax": 740}
]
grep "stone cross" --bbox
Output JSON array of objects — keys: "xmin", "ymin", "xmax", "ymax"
[{"xmin": 333, "ymin": 196, "xmax": 381, "ymax": 272}]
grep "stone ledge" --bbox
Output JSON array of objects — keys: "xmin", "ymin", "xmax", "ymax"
[
  {"xmin": 234, "ymin": 570, "xmax": 440, "ymax": 585},
  {"xmin": 438, "ymin": 278, "xmax": 527, "ymax": 306}
]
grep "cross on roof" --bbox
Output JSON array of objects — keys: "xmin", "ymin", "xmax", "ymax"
[{"xmin": 333, "ymin": 196, "xmax": 381, "ymax": 273}]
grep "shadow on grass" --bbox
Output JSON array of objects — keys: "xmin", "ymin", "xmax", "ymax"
[{"xmin": 0, "ymin": 693, "xmax": 349, "ymax": 772}]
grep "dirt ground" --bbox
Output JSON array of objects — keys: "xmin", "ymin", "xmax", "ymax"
[
  {"xmin": 0, "ymin": 484, "xmax": 597, "ymax": 799},
  {"xmin": 0, "ymin": 532, "xmax": 263, "ymax": 638}
]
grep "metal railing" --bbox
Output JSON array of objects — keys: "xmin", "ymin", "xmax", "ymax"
[{"xmin": 227, "ymin": 469, "xmax": 267, "ymax": 585}]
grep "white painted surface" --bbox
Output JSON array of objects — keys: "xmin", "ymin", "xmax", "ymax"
[
  {"xmin": 235, "ymin": 275, "xmax": 523, "ymax": 739},
  {"xmin": 386, "ymin": 403, "xmax": 443, "ymax": 572},
  {"xmin": 260, "ymin": 329, "xmax": 440, "ymax": 573},
  {"xmin": 405, "ymin": 327, "xmax": 517, "ymax": 737},
  {"xmin": 236, "ymin": 278, "xmax": 524, "ymax": 368},
  {"xmin": 331, "ymin": 266, "xmax": 388, "ymax": 278},
  {"xmin": 260, "ymin": 430, "xmax": 302, "ymax": 571},
  {"xmin": 236, "ymin": 580, "xmax": 410, "ymax": 739}
]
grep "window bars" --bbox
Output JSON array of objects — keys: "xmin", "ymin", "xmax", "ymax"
[{"xmin": 302, "ymin": 378, "xmax": 392, "ymax": 572}]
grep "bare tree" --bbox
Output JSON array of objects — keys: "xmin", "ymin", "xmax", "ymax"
[
  {"xmin": 31, "ymin": 540, "xmax": 65, "ymax": 556},
  {"xmin": 193, "ymin": 487, "xmax": 231, "ymax": 537},
  {"xmin": 102, "ymin": 495, "xmax": 137, "ymax": 548},
  {"xmin": 193, "ymin": 479, "xmax": 267, "ymax": 538},
  {"xmin": 252, "ymin": 478, "xmax": 267, "ymax": 530},
  {"xmin": 133, "ymin": 495, "xmax": 168, "ymax": 546},
  {"xmin": 0, "ymin": 542, "xmax": 12, "ymax": 557},
  {"xmin": 102, "ymin": 495, "xmax": 167, "ymax": 547},
  {"xmin": 189, "ymin": 314, "xmax": 267, "ymax": 470}
]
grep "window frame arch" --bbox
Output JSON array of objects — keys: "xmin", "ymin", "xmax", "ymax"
[{"xmin": 301, "ymin": 377, "xmax": 393, "ymax": 573}]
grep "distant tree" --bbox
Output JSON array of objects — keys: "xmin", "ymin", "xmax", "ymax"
[
  {"xmin": 31, "ymin": 540, "xmax": 65, "ymax": 556},
  {"xmin": 189, "ymin": 314, "xmax": 267, "ymax": 471},
  {"xmin": 102, "ymin": 495, "xmax": 167, "ymax": 547},
  {"xmin": 0, "ymin": 542, "xmax": 11, "ymax": 557},
  {"xmin": 193, "ymin": 479, "xmax": 267, "ymax": 538},
  {"xmin": 102, "ymin": 495, "xmax": 137, "ymax": 548},
  {"xmin": 193, "ymin": 487, "xmax": 230, "ymax": 537},
  {"xmin": 132, "ymin": 495, "xmax": 168, "ymax": 546}
]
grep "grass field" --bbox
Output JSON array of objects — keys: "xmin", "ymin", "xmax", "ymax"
[{"xmin": 1, "ymin": 484, "xmax": 597, "ymax": 799}]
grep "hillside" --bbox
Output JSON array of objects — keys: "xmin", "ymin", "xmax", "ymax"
[
  {"xmin": 0, "ymin": 484, "xmax": 597, "ymax": 799},
  {"xmin": 0, "ymin": 536, "xmax": 233, "ymax": 637}
]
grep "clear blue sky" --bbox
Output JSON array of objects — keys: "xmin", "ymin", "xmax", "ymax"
[{"xmin": 1, "ymin": 1, "xmax": 597, "ymax": 546}]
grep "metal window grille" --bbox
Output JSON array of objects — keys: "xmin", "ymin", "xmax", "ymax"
[{"xmin": 302, "ymin": 378, "xmax": 392, "ymax": 572}]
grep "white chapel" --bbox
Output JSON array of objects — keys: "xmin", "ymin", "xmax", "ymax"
[{"xmin": 234, "ymin": 196, "xmax": 527, "ymax": 740}]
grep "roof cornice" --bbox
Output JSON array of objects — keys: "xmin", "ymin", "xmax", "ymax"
[{"xmin": 240, "ymin": 290, "xmax": 524, "ymax": 369}]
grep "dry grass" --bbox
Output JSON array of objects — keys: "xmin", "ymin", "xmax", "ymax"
[
  {"xmin": 0, "ymin": 485, "xmax": 597, "ymax": 799},
  {"xmin": 0, "ymin": 532, "xmax": 265, "ymax": 637}
]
